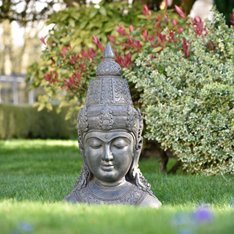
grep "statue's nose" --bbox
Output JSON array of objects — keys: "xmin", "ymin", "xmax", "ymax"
[{"xmin": 102, "ymin": 144, "xmax": 113, "ymax": 161}]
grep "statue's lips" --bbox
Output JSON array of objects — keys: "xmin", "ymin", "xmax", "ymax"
[{"xmin": 101, "ymin": 163, "xmax": 114, "ymax": 171}]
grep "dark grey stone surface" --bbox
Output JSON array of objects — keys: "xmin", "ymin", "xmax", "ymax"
[{"xmin": 65, "ymin": 43, "xmax": 161, "ymax": 208}]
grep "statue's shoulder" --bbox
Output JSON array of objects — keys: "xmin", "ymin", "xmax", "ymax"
[
  {"xmin": 64, "ymin": 190, "xmax": 79, "ymax": 203},
  {"xmin": 65, "ymin": 185, "xmax": 95, "ymax": 204},
  {"xmin": 139, "ymin": 192, "xmax": 162, "ymax": 208},
  {"xmin": 64, "ymin": 186, "xmax": 86, "ymax": 203},
  {"xmin": 64, "ymin": 182, "xmax": 161, "ymax": 208}
]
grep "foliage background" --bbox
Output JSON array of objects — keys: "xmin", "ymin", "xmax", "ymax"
[
  {"xmin": 124, "ymin": 12, "xmax": 234, "ymax": 175},
  {"xmin": 27, "ymin": 2, "xmax": 234, "ymax": 175}
]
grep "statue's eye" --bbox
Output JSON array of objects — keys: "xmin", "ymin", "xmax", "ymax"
[
  {"xmin": 88, "ymin": 138, "xmax": 102, "ymax": 149},
  {"xmin": 112, "ymin": 138, "xmax": 129, "ymax": 149}
]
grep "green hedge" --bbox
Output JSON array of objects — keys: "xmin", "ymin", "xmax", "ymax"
[{"xmin": 0, "ymin": 104, "xmax": 76, "ymax": 139}]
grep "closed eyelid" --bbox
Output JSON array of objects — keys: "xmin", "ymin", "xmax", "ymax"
[
  {"xmin": 112, "ymin": 138, "xmax": 130, "ymax": 146},
  {"xmin": 87, "ymin": 138, "xmax": 102, "ymax": 147}
]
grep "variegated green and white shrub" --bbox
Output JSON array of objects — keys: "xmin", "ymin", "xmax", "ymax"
[{"xmin": 124, "ymin": 12, "xmax": 234, "ymax": 175}]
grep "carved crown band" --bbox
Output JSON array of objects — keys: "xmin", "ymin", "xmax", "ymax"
[{"xmin": 77, "ymin": 105, "xmax": 142, "ymax": 144}]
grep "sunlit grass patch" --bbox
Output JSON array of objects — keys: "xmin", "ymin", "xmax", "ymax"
[{"xmin": 0, "ymin": 139, "xmax": 78, "ymax": 149}]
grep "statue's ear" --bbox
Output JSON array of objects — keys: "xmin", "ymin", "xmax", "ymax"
[
  {"xmin": 78, "ymin": 134, "xmax": 84, "ymax": 154},
  {"xmin": 78, "ymin": 137, "xmax": 86, "ymax": 161},
  {"xmin": 136, "ymin": 135, "xmax": 143, "ymax": 157},
  {"xmin": 79, "ymin": 145, "xmax": 89, "ymax": 169},
  {"xmin": 79, "ymin": 146, "xmax": 86, "ymax": 160},
  {"xmin": 130, "ymin": 139, "xmax": 143, "ymax": 178},
  {"xmin": 79, "ymin": 147, "xmax": 84, "ymax": 157}
]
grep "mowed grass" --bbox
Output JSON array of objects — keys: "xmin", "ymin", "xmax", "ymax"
[{"xmin": 0, "ymin": 140, "xmax": 233, "ymax": 234}]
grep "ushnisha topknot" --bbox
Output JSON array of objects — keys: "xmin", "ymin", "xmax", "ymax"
[
  {"xmin": 96, "ymin": 42, "xmax": 122, "ymax": 77},
  {"xmin": 77, "ymin": 43, "xmax": 143, "ymax": 150}
]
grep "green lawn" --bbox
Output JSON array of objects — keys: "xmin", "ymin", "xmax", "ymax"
[{"xmin": 0, "ymin": 140, "xmax": 233, "ymax": 234}]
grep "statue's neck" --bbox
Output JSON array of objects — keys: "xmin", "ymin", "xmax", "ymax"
[
  {"xmin": 93, "ymin": 178, "xmax": 126, "ymax": 188},
  {"xmin": 87, "ymin": 179, "xmax": 133, "ymax": 200}
]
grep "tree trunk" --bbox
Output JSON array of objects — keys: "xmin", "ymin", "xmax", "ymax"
[
  {"xmin": 141, "ymin": 139, "xmax": 181, "ymax": 173},
  {"xmin": 2, "ymin": 20, "xmax": 13, "ymax": 75}
]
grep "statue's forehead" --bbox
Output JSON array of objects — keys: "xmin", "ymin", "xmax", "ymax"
[{"xmin": 84, "ymin": 131, "xmax": 133, "ymax": 142}]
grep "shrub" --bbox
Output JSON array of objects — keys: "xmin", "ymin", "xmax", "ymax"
[
  {"xmin": 0, "ymin": 104, "xmax": 75, "ymax": 139},
  {"xmin": 27, "ymin": 2, "xmax": 142, "ymax": 117},
  {"xmin": 124, "ymin": 12, "xmax": 234, "ymax": 175},
  {"xmin": 27, "ymin": 3, "xmax": 186, "ymax": 118},
  {"xmin": 28, "ymin": 3, "xmax": 234, "ymax": 174}
]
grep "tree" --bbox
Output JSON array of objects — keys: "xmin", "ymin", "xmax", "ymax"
[
  {"xmin": 0, "ymin": 0, "xmax": 62, "ymax": 24},
  {"xmin": 0, "ymin": 0, "xmax": 66, "ymax": 74}
]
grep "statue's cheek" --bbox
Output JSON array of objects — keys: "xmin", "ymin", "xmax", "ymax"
[
  {"xmin": 85, "ymin": 148, "xmax": 103, "ymax": 164},
  {"xmin": 112, "ymin": 152, "xmax": 133, "ymax": 170}
]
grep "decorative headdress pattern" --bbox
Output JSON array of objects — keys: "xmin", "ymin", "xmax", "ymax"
[{"xmin": 78, "ymin": 43, "xmax": 143, "ymax": 150}]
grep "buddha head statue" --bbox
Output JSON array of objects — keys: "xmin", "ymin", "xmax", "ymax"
[{"xmin": 66, "ymin": 43, "xmax": 161, "ymax": 207}]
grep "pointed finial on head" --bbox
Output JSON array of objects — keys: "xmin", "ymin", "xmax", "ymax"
[
  {"xmin": 104, "ymin": 42, "xmax": 115, "ymax": 59},
  {"xmin": 96, "ymin": 42, "xmax": 121, "ymax": 76}
]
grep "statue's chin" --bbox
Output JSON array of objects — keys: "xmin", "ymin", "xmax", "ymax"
[
  {"xmin": 94, "ymin": 175, "xmax": 126, "ymax": 187},
  {"xmin": 92, "ymin": 167, "xmax": 126, "ymax": 184}
]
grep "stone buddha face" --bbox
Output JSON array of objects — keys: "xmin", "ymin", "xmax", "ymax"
[{"xmin": 84, "ymin": 130, "xmax": 134, "ymax": 186}]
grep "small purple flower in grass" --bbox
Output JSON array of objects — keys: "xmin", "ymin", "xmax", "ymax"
[
  {"xmin": 193, "ymin": 204, "xmax": 214, "ymax": 223},
  {"xmin": 11, "ymin": 221, "xmax": 34, "ymax": 234},
  {"xmin": 11, "ymin": 230, "xmax": 20, "ymax": 234},
  {"xmin": 172, "ymin": 213, "xmax": 195, "ymax": 234},
  {"xmin": 178, "ymin": 229, "xmax": 194, "ymax": 234},
  {"xmin": 172, "ymin": 212, "xmax": 194, "ymax": 226},
  {"xmin": 18, "ymin": 222, "xmax": 34, "ymax": 232},
  {"xmin": 229, "ymin": 196, "xmax": 234, "ymax": 207}
]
